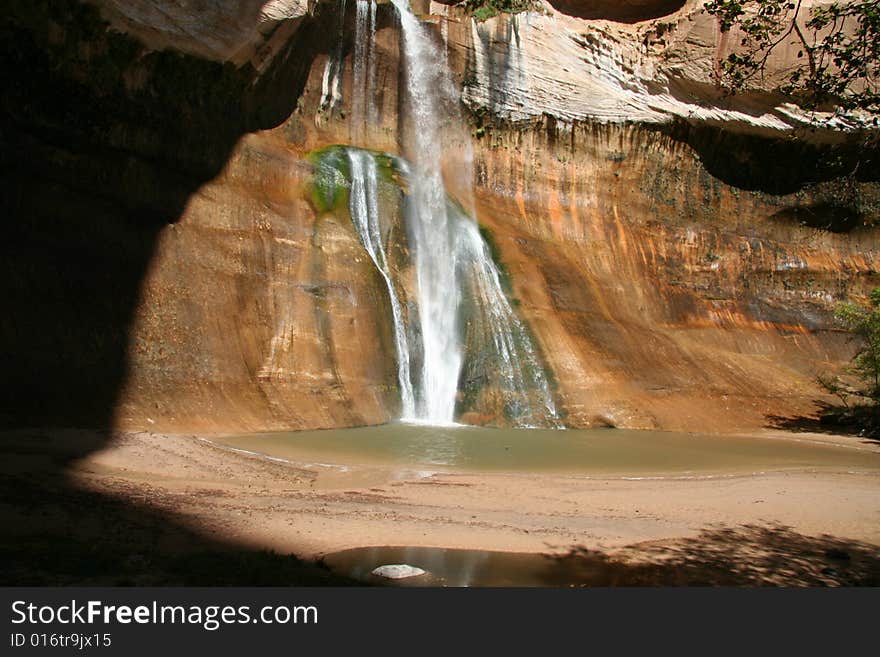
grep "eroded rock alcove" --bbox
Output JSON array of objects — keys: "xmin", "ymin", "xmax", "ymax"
[{"xmin": 1, "ymin": 0, "xmax": 877, "ymax": 433}]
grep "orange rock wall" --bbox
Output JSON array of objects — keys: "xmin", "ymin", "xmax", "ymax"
[{"xmin": 4, "ymin": 2, "xmax": 877, "ymax": 433}]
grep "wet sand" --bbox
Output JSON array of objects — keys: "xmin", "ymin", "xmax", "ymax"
[
  {"xmin": 4, "ymin": 427, "xmax": 879, "ymax": 584},
  {"xmin": 73, "ymin": 429, "xmax": 880, "ymax": 558}
]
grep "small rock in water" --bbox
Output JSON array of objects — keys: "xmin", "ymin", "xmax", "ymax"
[{"xmin": 371, "ymin": 564, "xmax": 426, "ymax": 579}]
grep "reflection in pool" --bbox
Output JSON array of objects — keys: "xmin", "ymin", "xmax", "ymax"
[{"xmin": 325, "ymin": 546, "xmax": 560, "ymax": 587}]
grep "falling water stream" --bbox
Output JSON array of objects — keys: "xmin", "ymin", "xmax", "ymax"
[
  {"xmin": 391, "ymin": 0, "xmax": 465, "ymax": 424},
  {"xmin": 327, "ymin": 1, "xmax": 559, "ymax": 427},
  {"xmin": 347, "ymin": 149, "xmax": 416, "ymax": 417},
  {"xmin": 319, "ymin": 0, "xmax": 347, "ymax": 114},
  {"xmin": 455, "ymin": 216, "xmax": 558, "ymax": 425}
]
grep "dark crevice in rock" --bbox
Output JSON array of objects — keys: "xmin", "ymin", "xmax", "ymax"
[
  {"xmin": 657, "ymin": 120, "xmax": 880, "ymax": 196},
  {"xmin": 771, "ymin": 203, "xmax": 865, "ymax": 234},
  {"xmin": 547, "ymin": 0, "xmax": 686, "ymax": 23}
]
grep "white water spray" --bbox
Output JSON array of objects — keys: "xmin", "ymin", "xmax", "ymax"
[
  {"xmin": 392, "ymin": 0, "xmax": 464, "ymax": 424},
  {"xmin": 319, "ymin": 0, "xmax": 348, "ymax": 115},
  {"xmin": 347, "ymin": 149, "xmax": 416, "ymax": 417},
  {"xmin": 326, "ymin": 1, "xmax": 559, "ymax": 427},
  {"xmin": 455, "ymin": 216, "xmax": 558, "ymax": 427}
]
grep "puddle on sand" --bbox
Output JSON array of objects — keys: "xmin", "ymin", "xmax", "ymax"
[
  {"xmin": 324, "ymin": 546, "xmax": 568, "ymax": 586},
  {"xmin": 323, "ymin": 545, "xmax": 666, "ymax": 587}
]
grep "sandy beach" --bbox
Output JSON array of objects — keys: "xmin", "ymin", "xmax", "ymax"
[{"xmin": 4, "ymin": 427, "xmax": 877, "ymax": 585}]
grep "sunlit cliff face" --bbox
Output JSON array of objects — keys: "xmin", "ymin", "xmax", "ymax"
[{"xmin": 4, "ymin": 1, "xmax": 877, "ymax": 433}]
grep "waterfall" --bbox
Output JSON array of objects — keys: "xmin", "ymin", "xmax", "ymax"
[
  {"xmin": 392, "ymin": 0, "xmax": 463, "ymax": 424},
  {"xmin": 367, "ymin": 0, "xmax": 379, "ymax": 126},
  {"xmin": 319, "ymin": 0, "xmax": 348, "ymax": 115},
  {"xmin": 318, "ymin": 145, "xmax": 560, "ymax": 427},
  {"xmin": 454, "ymin": 216, "xmax": 559, "ymax": 427},
  {"xmin": 316, "ymin": 2, "xmax": 560, "ymax": 427},
  {"xmin": 347, "ymin": 149, "xmax": 416, "ymax": 417}
]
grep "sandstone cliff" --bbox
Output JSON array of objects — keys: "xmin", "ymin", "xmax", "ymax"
[{"xmin": 1, "ymin": 0, "xmax": 877, "ymax": 432}]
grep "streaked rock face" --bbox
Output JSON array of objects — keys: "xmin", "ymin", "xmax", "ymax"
[
  {"xmin": 451, "ymin": 1, "xmax": 861, "ymax": 133},
  {"xmin": 115, "ymin": 132, "xmax": 403, "ymax": 432},
  {"xmin": 82, "ymin": 1, "xmax": 861, "ymax": 131},
  {"xmin": 2, "ymin": 1, "xmax": 877, "ymax": 432},
  {"xmin": 470, "ymin": 122, "xmax": 878, "ymax": 430}
]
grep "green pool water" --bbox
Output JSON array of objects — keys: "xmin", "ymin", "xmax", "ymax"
[{"xmin": 215, "ymin": 423, "xmax": 880, "ymax": 477}]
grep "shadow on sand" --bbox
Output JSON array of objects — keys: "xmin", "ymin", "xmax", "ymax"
[
  {"xmin": 543, "ymin": 525, "xmax": 880, "ymax": 586},
  {"xmin": 325, "ymin": 525, "xmax": 880, "ymax": 586},
  {"xmin": 766, "ymin": 402, "xmax": 880, "ymax": 443},
  {"xmin": 0, "ymin": 428, "xmax": 361, "ymax": 585}
]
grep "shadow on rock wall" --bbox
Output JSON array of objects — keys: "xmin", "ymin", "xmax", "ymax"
[
  {"xmin": 0, "ymin": 0, "xmax": 355, "ymax": 585},
  {"xmin": 660, "ymin": 120, "xmax": 880, "ymax": 197},
  {"xmin": 547, "ymin": 0, "xmax": 687, "ymax": 23},
  {"xmin": 766, "ymin": 402, "xmax": 880, "ymax": 442}
]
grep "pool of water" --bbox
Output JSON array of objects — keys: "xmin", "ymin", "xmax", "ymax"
[
  {"xmin": 215, "ymin": 423, "xmax": 880, "ymax": 478},
  {"xmin": 324, "ymin": 546, "xmax": 593, "ymax": 587},
  {"xmin": 323, "ymin": 537, "xmax": 878, "ymax": 587}
]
